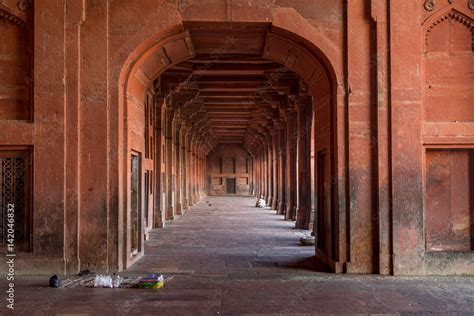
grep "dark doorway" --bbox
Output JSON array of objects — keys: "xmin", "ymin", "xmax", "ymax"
[
  {"xmin": 226, "ymin": 178, "xmax": 236, "ymax": 194},
  {"xmin": 130, "ymin": 152, "xmax": 141, "ymax": 256}
]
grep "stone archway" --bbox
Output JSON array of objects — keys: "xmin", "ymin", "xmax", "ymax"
[{"xmin": 114, "ymin": 4, "xmax": 345, "ymax": 271}]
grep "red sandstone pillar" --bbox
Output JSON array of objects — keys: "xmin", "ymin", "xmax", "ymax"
[
  {"xmin": 264, "ymin": 141, "xmax": 270, "ymax": 204},
  {"xmin": 261, "ymin": 144, "xmax": 267, "ymax": 201},
  {"xmin": 256, "ymin": 152, "xmax": 261, "ymax": 199},
  {"xmin": 266, "ymin": 135, "xmax": 273, "ymax": 205},
  {"xmin": 192, "ymin": 140, "xmax": 198, "ymax": 203},
  {"xmin": 189, "ymin": 138, "xmax": 194, "ymax": 205},
  {"xmin": 202, "ymin": 154, "xmax": 206, "ymax": 195},
  {"xmin": 277, "ymin": 123, "xmax": 286, "ymax": 215},
  {"xmin": 174, "ymin": 118, "xmax": 183, "ymax": 216},
  {"xmin": 258, "ymin": 153, "xmax": 262, "ymax": 198},
  {"xmin": 201, "ymin": 154, "xmax": 205, "ymax": 196},
  {"xmin": 271, "ymin": 128, "xmax": 279, "ymax": 210},
  {"xmin": 285, "ymin": 109, "xmax": 297, "ymax": 221},
  {"xmin": 154, "ymin": 101, "xmax": 165, "ymax": 228},
  {"xmin": 295, "ymin": 96, "xmax": 312, "ymax": 229},
  {"xmin": 258, "ymin": 146, "xmax": 266, "ymax": 198},
  {"xmin": 164, "ymin": 106, "xmax": 175, "ymax": 220},
  {"xmin": 181, "ymin": 125, "xmax": 189, "ymax": 211},
  {"xmin": 198, "ymin": 142, "xmax": 203, "ymax": 197},
  {"xmin": 202, "ymin": 155, "xmax": 206, "ymax": 196},
  {"xmin": 187, "ymin": 133, "xmax": 194, "ymax": 206},
  {"xmin": 197, "ymin": 151, "xmax": 202, "ymax": 197}
]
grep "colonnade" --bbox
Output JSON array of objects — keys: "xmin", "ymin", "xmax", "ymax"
[
  {"xmin": 245, "ymin": 93, "xmax": 314, "ymax": 230},
  {"xmin": 153, "ymin": 89, "xmax": 217, "ymax": 227}
]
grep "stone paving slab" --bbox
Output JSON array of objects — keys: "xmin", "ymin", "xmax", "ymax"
[{"xmin": 1, "ymin": 196, "xmax": 473, "ymax": 315}]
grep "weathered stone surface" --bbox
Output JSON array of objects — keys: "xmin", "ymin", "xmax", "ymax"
[
  {"xmin": 3, "ymin": 197, "xmax": 474, "ymax": 314},
  {"xmin": 0, "ymin": 0, "xmax": 472, "ymax": 278}
]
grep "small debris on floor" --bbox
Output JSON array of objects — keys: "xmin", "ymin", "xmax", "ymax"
[
  {"xmin": 94, "ymin": 274, "xmax": 124, "ymax": 288},
  {"xmin": 299, "ymin": 235, "xmax": 315, "ymax": 246},
  {"xmin": 49, "ymin": 275, "xmax": 61, "ymax": 288},
  {"xmin": 256, "ymin": 196, "xmax": 266, "ymax": 208},
  {"xmin": 58, "ymin": 274, "xmax": 173, "ymax": 289},
  {"xmin": 138, "ymin": 274, "xmax": 164, "ymax": 289},
  {"xmin": 208, "ymin": 203, "xmax": 212, "ymax": 206}
]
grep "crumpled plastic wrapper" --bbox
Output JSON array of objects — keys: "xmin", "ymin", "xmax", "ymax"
[{"xmin": 94, "ymin": 274, "xmax": 123, "ymax": 288}]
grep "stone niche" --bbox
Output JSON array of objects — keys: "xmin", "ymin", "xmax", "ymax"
[
  {"xmin": 0, "ymin": 9, "xmax": 32, "ymax": 121},
  {"xmin": 207, "ymin": 143, "xmax": 252, "ymax": 196},
  {"xmin": 425, "ymin": 148, "xmax": 473, "ymax": 252},
  {"xmin": 424, "ymin": 10, "xmax": 473, "ymax": 122},
  {"xmin": 423, "ymin": 8, "xmax": 473, "ymax": 253}
]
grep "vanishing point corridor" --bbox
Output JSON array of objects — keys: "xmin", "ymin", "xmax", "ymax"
[
  {"xmin": 129, "ymin": 196, "xmax": 324, "ymax": 276},
  {"xmin": 0, "ymin": 1, "xmax": 473, "ymax": 314},
  {"xmin": 10, "ymin": 196, "xmax": 474, "ymax": 314}
]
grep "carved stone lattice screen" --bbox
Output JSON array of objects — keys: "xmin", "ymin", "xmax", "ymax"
[{"xmin": 0, "ymin": 150, "xmax": 30, "ymax": 251}]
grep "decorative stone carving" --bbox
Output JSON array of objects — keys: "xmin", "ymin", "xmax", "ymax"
[
  {"xmin": 425, "ymin": 11, "xmax": 474, "ymax": 46},
  {"xmin": 424, "ymin": 0, "xmax": 436, "ymax": 11},
  {"xmin": 469, "ymin": 0, "xmax": 474, "ymax": 10},
  {"xmin": 17, "ymin": 0, "xmax": 31, "ymax": 11},
  {"xmin": 0, "ymin": 9, "xmax": 26, "ymax": 27}
]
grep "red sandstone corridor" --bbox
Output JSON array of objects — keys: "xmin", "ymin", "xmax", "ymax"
[
  {"xmin": 6, "ymin": 196, "xmax": 474, "ymax": 314},
  {"xmin": 1, "ymin": 1, "xmax": 473, "ymax": 314}
]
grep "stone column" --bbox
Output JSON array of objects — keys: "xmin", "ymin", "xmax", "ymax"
[
  {"xmin": 174, "ymin": 117, "xmax": 182, "ymax": 216},
  {"xmin": 271, "ymin": 128, "xmax": 279, "ymax": 210},
  {"xmin": 194, "ymin": 137, "xmax": 199, "ymax": 202},
  {"xmin": 260, "ymin": 146, "xmax": 265, "ymax": 200},
  {"xmin": 191, "ymin": 139, "xmax": 197, "ymax": 204},
  {"xmin": 198, "ymin": 145, "xmax": 203, "ymax": 198},
  {"xmin": 257, "ymin": 149, "xmax": 263, "ymax": 200},
  {"xmin": 285, "ymin": 109, "xmax": 297, "ymax": 221},
  {"xmin": 257, "ymin": 153, "xmax": 262, "ymax": 198},
  {"xmin": 187, "ymin": 133, "xmax": 194, "ymax": 206},
  {"xmin": 253, "ymin": 151, "xmax": 260, "ymax": 202},
  {"xmin": 164, "ymin": 105, "xmax": 175, "ymax": 220},
  {"xmin": 277, "ymin": 122, "xmax": 287, "ymax": 215},
  {"xmin": 196, "ymin": 149, "xmax": 201, "ymax": 198},
  {"xmin": 262, "ymin": 146, "xmax": 267, "ymax": 201},
  {"xmin": 154, "ymin": 99, "xmax": 165, "ymax": 228},
  {"xmin": 181, "ymin": 124, "xmax": 189, "ymax": 211},
  {"xmin": 250, "ymin": 155, "xmax": 254, "ymax": 196},
  {"xmin": 266, "ymin": 134, "xmax": 273, "ymax": 205},
  {"xmin": 296, "ymin": 96, "xmax": 312, "ymax": 229},
  {"xmin": 202, "ymin": 154, "xmax": 206, "ymax": 196}
]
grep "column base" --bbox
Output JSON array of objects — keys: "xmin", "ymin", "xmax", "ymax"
[
  {"xmin": 271, "ymin": 198, "xmax": 278, "ymax": 210},
  {"xmin": 176, "ymin": 203, "xmax": 183, "ymax": 216},
  {"xmin": 266, "ymin": 196, "xmax": 272, "ymax": 205},
  {"xmin": 153, "ymin": 211, "xmax": 165, "ymax": 228},
  {"xmin": 278, "ymin": 202, "xmax": 286, "ymax": 215},
  {"xmin": 295, "ymin": 207, "xmax": 310, "ymax": 229},
  {"xmin": 285, "ymin": 205, "xmax": 296, "ymax": 221},
  {"xmin": 166, "ymin": 207, "xmax": 175, "ymax": 221}
]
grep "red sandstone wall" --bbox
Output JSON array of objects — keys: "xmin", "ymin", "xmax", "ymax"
[
  {"xmin": 207, "ymin": 144, "xmax": 252, "ymax": 196},
  {"xmin": 0, "ymin": 3, "xmax": 31, "ymax": 120},
  {"xmin": 0, "ymin": 0, "xmax": 472, "ymax": 276}
]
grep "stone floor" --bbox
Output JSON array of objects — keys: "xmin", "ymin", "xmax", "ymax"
[{"xmin": 3, "ymin": 196, "xmax": 474, "ymax": 315}]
